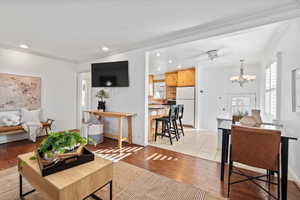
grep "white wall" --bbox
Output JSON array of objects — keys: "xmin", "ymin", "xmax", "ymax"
[
  {"xmin": 77, "ymin": 50, "xmax": 147, "ymax": 146},
  {"xmin": 197, "ymin": 64, "xmax": 261, "ymax": 131},
  {"xmin": 0, "ymin": 48, "xmax": 77, "ymax": 143},
  {"xmin": 262, "ymin": 19, "xmax": 300, "ymax": 185}
]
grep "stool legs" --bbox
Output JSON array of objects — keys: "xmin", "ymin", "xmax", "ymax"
[
  {"xmin": 165, "ymin": 122, "xmax": 173, "ymax": 145},
  {"xmin": 179, "ymin": 119, "xmax": 184, "ymax": 136},
  {"xmin": 154, "ymin": 120, "xmax": 159, "ymax": 142},
  {"xmin": 172, "ymin": 120, "xmax": 179, "ymax": 141}
]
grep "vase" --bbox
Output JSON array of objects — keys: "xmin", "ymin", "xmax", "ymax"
[
  {"xmin": 97, "ymin": 101, "xmax": 106, "ymax": 112},
  {"xmin": 251, "ymin": 109, "xmax": 262, "ymax": 125}
]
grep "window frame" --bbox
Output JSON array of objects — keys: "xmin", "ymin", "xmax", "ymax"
[{"xmin": 264, "ymin": 61, "xmax": 278, "ymax": 120}]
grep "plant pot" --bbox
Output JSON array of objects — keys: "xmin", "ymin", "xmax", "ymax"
[{"xmin": 97, "ymin": 101, "xmax": 106, "ymax": 112}]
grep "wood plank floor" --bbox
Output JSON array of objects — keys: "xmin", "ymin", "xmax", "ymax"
[{"xmin": 0, "ymin": 137, "xmax": 299, "ymax": 200}]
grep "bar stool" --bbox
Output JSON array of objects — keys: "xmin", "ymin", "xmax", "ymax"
[
  {"xmin": 176, "ymin": 104, "xmax": 184, "ymax": 138},
  {"xmin": 154, "ymin": 105, "xmax": 178, "ymax": 145}
]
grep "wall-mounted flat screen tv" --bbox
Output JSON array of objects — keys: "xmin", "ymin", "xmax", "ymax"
[{"xmin": 91, "ymin": 61, "xmax": 129, "ymax": 87}]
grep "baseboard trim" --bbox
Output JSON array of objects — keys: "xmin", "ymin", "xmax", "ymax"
[{"xmin": 289, "ymin": 167, "xmax": 300, "ymax": 189}]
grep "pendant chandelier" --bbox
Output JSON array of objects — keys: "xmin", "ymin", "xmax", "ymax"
[{"xmin": 230, "ymin": 59, "xmax": 256, "ymax": 87}]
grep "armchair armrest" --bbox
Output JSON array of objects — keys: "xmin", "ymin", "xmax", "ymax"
[{"xmin": 46, "ymin": 118, "xmax": 55, "ymax": 125}]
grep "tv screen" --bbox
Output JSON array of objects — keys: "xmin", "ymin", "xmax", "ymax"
[{"xmin": 91, "ymin": 61, "xmax": 129, "ymax": 87}]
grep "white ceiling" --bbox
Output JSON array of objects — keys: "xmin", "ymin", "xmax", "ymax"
[
  {"xmin": 149, "ymin": 22, "xmax": 282, "ymax": 74},
  {"xmin": 0, "ymin": 0, "xmax": 297, "ymax": 63}
]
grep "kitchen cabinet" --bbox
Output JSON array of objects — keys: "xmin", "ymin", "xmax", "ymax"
[
  {"xmin": 165, "ymin": 72, "xmax": 177, "ymax": 86},
  {"xmin": 166, "ymin": 86, "xmax": 176, "ymax": 99},
  {"xmin": 149, "ymin": 75, "xmax": 154, "ymax": 96},
  {"xmin": 177, "ymin": 68, "xmax": 195, "ymax": 86}
]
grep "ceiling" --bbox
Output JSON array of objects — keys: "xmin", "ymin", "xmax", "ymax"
[
  {"xmin": 0, "ymin": 0, "xmax": 297, "ymax": 63},
  {"xmin": 149, "ymin": 22, "xmax": 282, "ymax": 74}
]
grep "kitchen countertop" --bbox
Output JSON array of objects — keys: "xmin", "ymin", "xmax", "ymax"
[{"xmin": 148, "ymin": 104, "xmax": 170, "ymax": 110}]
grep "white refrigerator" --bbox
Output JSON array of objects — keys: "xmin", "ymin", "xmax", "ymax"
[{"xmin": 176, "ymin": 87, "xmax": 195, "ymax": 127}]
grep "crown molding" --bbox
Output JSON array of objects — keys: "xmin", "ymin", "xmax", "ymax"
[
  {"xmin": 83, "ymin": 1, "xmax": 300, "ymax": 63},
  {"xmin": 0, "ymin": 43, "xmax": 79, "ymax": 64}
]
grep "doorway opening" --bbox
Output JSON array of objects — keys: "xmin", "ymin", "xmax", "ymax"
[{"xmin": 145, "ymin": 19, "xmax": 289, "ymax": 162}]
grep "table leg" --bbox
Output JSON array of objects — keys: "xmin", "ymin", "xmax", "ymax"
[
  {"xmin": 127, "ymin": 116, "xmax": 133, "ymax": 144},
  {"xmin": 224, "ymin": 130, "xmax": 229, "ymax": 163},
  {"xmin": 220, "ymin": 129, "xmax": 227, "ymax": 181},
  {"xmin": 109, "ymin": 180, "xmax": 113, "ymax": 200},
  {"xmin": 19, "ymin": 174, "xmax": 35, "ymax": 199},
  {"xmin": 19, "ymin": 174, "xmax": 23, "ymax": 200},
  {"xmin": 118, "ymin": 117, "xmax": 124, "ymax": 149},
  {"xmin": 281, "ymin": 137, "xmax": 289, "ymax": 200}
]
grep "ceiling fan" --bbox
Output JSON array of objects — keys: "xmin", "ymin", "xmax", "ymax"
[{"xmin": 186, "ymin": 47, "xmax": 231, "ymax": 61}]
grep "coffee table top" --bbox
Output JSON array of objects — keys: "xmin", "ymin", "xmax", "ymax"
[{"xmin": 18, "ymin": 152, "xmax": 112, "ymax": 190}]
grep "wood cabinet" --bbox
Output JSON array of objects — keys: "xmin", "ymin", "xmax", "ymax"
[
  {"xmin": 166, "ymin": 86, "xmax": 176, "ymax": 99},
  {"xmin": 149, "ymin": 75, "xmax": 154, "ymax": 96},
  {"xmin": 165, "ymin": 72, "xmax": 178, "ymax": 86},
  {"xmin": 177, "ymin": 68, "xmax": 195, "ymax": 87}
]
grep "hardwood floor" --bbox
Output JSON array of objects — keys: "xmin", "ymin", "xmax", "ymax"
[{"xmin": 0, "ymin": 137, "xmax": 299, "ymax": 200}]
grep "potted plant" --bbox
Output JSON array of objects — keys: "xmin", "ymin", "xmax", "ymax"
[
  {"xmin": 96, "ymin": 89, "xmax": 109, "ymax": 111},
  {"xmin": 38, "ymin": 131, "xmax": 94, "ymax": 162}
]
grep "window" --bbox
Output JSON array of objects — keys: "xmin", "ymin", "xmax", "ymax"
[
  {"xmin": 153, "ymin": 81, "xmax": 166, "ymax": 99},
  {"xmin": 265, "ymin": 62, "xmax": 277, "ymax": 119},
  {"xmin": 229, "ymin": 94, "xmax": 256, "ymax": 115}
]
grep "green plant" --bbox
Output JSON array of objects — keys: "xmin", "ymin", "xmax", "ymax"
[
  {"xmin": 95, "ymin": 89, "xmax": 109, "ymax": 102},
  {"xmin": 38, "ymin": 131, "xmax": 95, "ymax": 155}
]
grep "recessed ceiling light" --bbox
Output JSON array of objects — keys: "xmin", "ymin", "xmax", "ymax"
[
  {"xmin": 102, "ymin": 46, "xmax": 109, "ymax": 52},
  {"xmin": 156, "ymin": 52, "xmax": 161, "ymax": 57},
  {"xmin": 177, "ymin": 64, "xmax": 182, "ymax": 69},
  {"xmin": 157, "ymin": 67, "xmax": 161, "ymax": 71},
  {"xmin": 19, "ymin": 44, "xmax": 29, "ymax": 49},
  {"xmin": 168, "ymin": 60, "xmax": 173, "ymax": 64}
]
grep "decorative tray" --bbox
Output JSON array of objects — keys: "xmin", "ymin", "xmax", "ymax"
[{"xmin": 36, "ymin": 147, "xmax": 94, "ymax": 176}]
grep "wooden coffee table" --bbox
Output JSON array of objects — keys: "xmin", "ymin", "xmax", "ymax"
[{"xmin": 18, "ymin": 152, "xmax": 113, "ymax": 200}]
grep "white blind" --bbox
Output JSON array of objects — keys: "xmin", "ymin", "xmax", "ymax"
[{"xmin": 265, "ymin": 62, "xmax": 277, "ymax": 119}]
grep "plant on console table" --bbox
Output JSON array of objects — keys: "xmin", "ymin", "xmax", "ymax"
[{"xmin": 96, "ymin": 89, "xmax": 109, "ymax": 112}]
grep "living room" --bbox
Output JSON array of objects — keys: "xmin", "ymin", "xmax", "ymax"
[{"xmin": 1, "ymin": 1, "xmax": 300, "ymax": 200}]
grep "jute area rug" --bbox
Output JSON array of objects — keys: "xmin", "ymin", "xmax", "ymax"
[{"xmin": 0, "ymin": 161, "xmax": 224, "ymax": 200}]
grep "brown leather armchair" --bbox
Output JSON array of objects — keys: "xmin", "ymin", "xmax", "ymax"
[{"xmin": 228, "ymin": 125, "xmax": 281, "ymax": 199}]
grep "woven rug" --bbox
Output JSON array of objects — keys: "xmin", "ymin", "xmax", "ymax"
[{"xmin": 0, "ymin": 161, "xmax": 224, "ymax": 200}]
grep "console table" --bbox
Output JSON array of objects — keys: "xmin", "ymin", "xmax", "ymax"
[
  {"xmin": 18, "ymin": 152, "xmax": 113, "ymax": 200},
  {"xmin": 87, "ymin": 111, "xmax": 136, "ymax": 149}
]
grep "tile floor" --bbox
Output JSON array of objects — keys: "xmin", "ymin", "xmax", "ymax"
[{"xmin": 149, "ymin": 128, "xmax": 222, "ymax": 162}]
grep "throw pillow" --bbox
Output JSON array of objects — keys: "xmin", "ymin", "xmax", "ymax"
[
  {"xmin": 0, "ymin": 111, "xmax": 21, "ymax": 126},
  {"xmin": 21, "ymin": 108, "xmax": 41, "ymax": 123}
]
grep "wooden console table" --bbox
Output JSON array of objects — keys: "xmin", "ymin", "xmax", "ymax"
[
  {"xmin": 18, "ymin": 152, "xmax": 113, "ymax": 200},
  {"xmin": 87, "ymin": 111, "xmax": 136, "ymax": 149}
]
